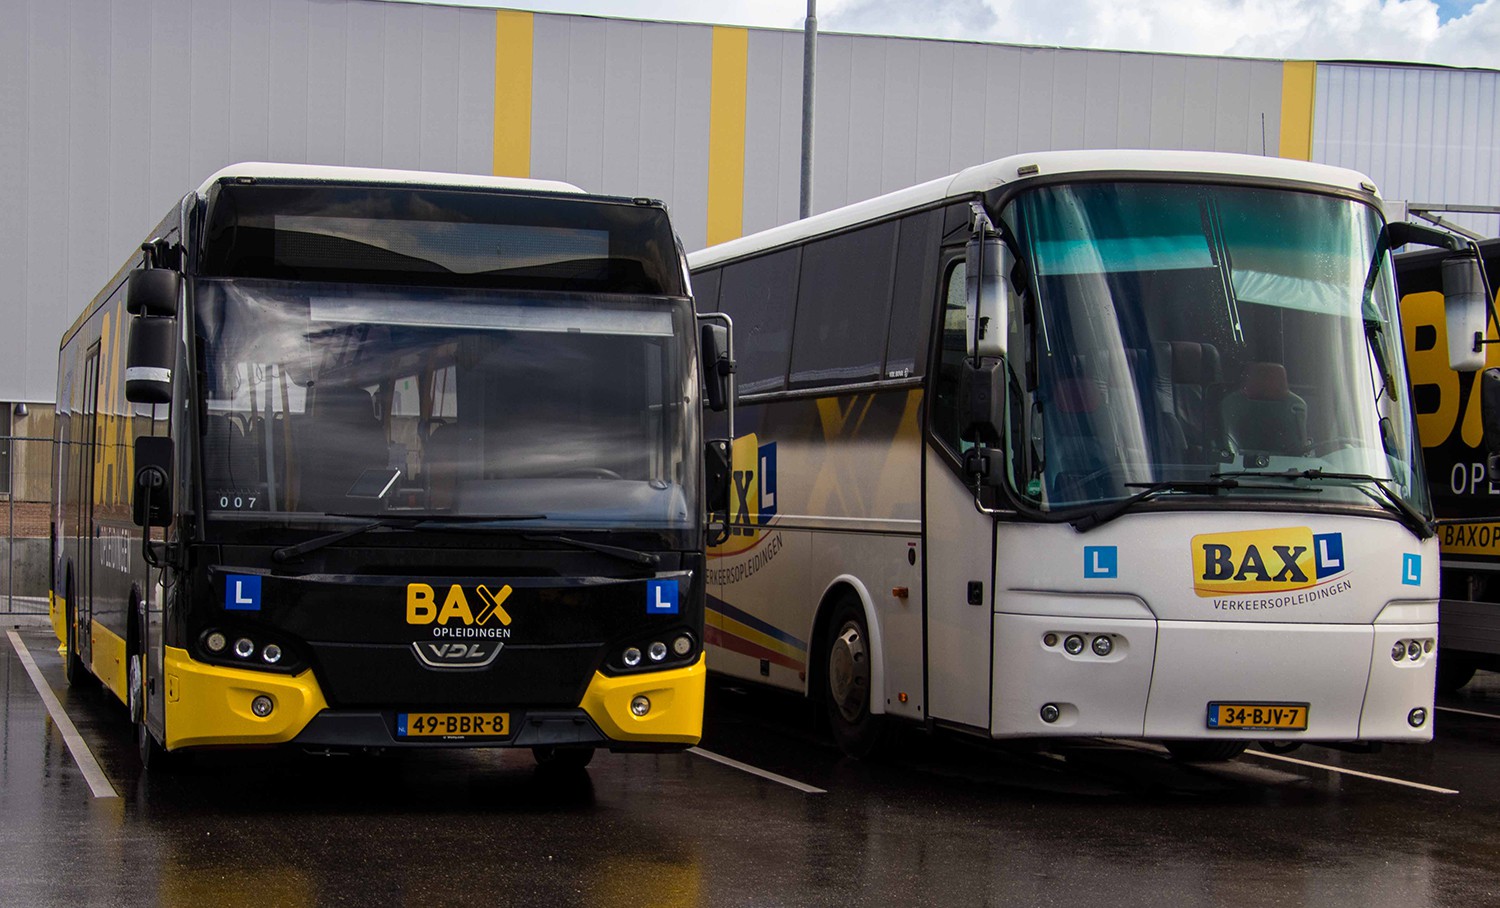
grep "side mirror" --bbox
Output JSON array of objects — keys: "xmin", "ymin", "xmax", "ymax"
[
  {"xmin": 700, "ymin": 323, "xmax": 733, "ymax": 412},
  {"xmin": 965, "ymin": 218, "xmax": 1014, "ymax": 360},
  {"xmin": 133, "ymin": 436, "xmax": 174, "ymax": 527},
  {"xmin": 1442, "ymin": 252, "xmax": 1488, "ymax": 372},
  {"xmin": 704, "ymin": 439, "xmax": 731, "ymax": 513},
  {"xmin": 125, "ymin": 316, "xmax": 176, "ymax": 404},
  {"xmin": 126, "ymin": 268, "xmax": 181, "ymax": 317}
]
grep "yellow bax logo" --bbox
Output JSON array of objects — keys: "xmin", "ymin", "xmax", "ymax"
[
  {"xmin": 1191, "ymin": 527, "xmax": 1345, "ymax": 597},
  {"xmin": 406, "ymin": 583, "xmax": 514, "ymax": 626}
]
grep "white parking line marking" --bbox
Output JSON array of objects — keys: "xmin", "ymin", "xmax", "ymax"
[
  {"xmin": 6, "ymin": 630, "xmax": 119, "ymax": 800},
  {"xmin": 1241, "ymin": 749, "xmax": 1458, "ymax": 795},
  {"xmin": 1436, "ymin": 705, "xmax": 1500, "ymax": 721},
  {"xmin": 688, "ymin": 747, "xmax": 827, "ymax": 794}
]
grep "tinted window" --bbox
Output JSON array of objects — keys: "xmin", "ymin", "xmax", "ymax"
[
  {"xmin": 887, "ymin": 210, "xmax": 941, "ymax": 379},
  {"xmin": 692, "ymin": 267, "xmax": 722, "ymax": 313},
  {"xmin": 202, "ymin": 184, "xmax": 684, "ymax": 296},
  {"xmin": 789, "ymin": 223, "xmax": 897, "ymax": 387},
  {"xmin": 717, "ymin": 249, "xmax": 801, "ymax": 395}
]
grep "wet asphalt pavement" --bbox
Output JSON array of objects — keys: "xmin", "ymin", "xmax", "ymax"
[{"xmin": 5, "ymin": 623, "xmax": 1500, "ymax": 908}]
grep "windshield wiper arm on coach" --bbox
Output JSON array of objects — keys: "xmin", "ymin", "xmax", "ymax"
[
  {"xmin": 273, "ymin": 513, "xmax": 548, "ymax": 563},
  {"xmin": 1213, "ymin": 468, "xmax": 1434, "ymax": 540},
  {"xmin": 523, "ymin": 534, "xmax": 661, "ymax": 566},
  {"xmin": 1071, "ymin": 479, "xmax": 1241, "ymax": 533}
]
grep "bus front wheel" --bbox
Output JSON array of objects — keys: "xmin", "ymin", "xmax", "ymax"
[
  {"xmin": 823, "ymin": 598, "xmax": 886, "ymax": 759},
  {"xmin": 129, "ymin": 650, "xmax": 171, "ymax": 769}
]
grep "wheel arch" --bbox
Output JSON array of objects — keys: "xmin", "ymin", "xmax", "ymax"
[{"xmin": 807, "ymin": 575, "xmax": 887, "ymax": 716}]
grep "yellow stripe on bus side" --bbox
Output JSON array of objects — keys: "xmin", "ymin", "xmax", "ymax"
[
  {"xmin": 717, "ymin": 614, "xmax": 806, "ymax": 663},
  {"xmin": 706, "ymin": 26, "xmax": 749, "ymax": 247},
  {"xmin": 1278, "ymin": 60, "xmax": 1316, "ymax": 161},
  {"xmin": 493, "ymin": 10, "xmax": 534, "ymax": 178}
]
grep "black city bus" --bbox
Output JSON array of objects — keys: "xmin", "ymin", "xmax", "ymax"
[
  {"xmin": 51, "ymin": 163, "xmax": 730, "ymax": 769},
  {"xmin": 1397, "ymin": 238, "xmax": 1500, "ymax": 692}
]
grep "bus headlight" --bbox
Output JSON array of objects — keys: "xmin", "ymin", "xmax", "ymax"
[
  {"xmin": 631, "ymin": 696, "xmax": 651, "ymax": 716},
  {"xmin": 1091, "ymin": 635, "xmax": 1113, "ymax": 657},
  {"xmin": 251, "ymin": 695, "xmax": 274, "ymax": 718},
  {"xmin": 262, "ymin": 644, "xmax": 283, "ymax": 664},
  {"xmin": 1407, "ymin": 641, "xmax": 1422, "ymax": 661},
  {"xmin": 622, "ymin": 647, "xmax": 642, "ymax": 667},
  {"xmin": 234, "ymin": 637, "xmax": 255, "ymax": 659},
  {"xmin": 1063, "ymin": 635, "xmax": 1085, "ymax": 656},
  {"xmin": 648, "ymin": 641, "xmax": 668, "ymax": 662},
  {"xmin": 672, "ymin": 635, "xmax": 693, "ymax": 657},
  {"xmin": 1392, "ymin": 641, "xmax": 1406, "ymax": 662},
  {"xmin": 206, "ymin": 632, "xmax": 227, "ymax": 653}
]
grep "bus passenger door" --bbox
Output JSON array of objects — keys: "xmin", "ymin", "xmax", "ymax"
[
  {"xmin": 923, "ymin": 259, "xmax": 997, "ymax": 731},
  {"xmin": 924, "ymin": 448, "xmax": 997, "ymax": 730}
]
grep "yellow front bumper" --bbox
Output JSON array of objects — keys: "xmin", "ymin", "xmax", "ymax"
[
  {"xmin": 163, "ymin": 646, "xmax": 329, "ymax": 751},
  {"xmin": 161, "ymin": 647, "xmax": 706, "ymax": 751},
  {"xmin": 579, "ymin": 654, "xmax": 707, "ymax": 745}
]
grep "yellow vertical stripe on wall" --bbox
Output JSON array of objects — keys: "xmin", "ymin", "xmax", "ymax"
[
  {"xmin": 493, "ymin": 10, "xmax": 534, "ymax": 178},
  {"xmin": 1278, "ymin": 60, "xmax": 1316, "ymax": 161},
  {"xmin": 706, "ymin": 26, "xmax": 749, "ymax": 247}
]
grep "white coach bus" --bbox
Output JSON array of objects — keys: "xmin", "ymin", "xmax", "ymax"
[{"xmin": 689, "ymin": 150, "xmax": 1493, "ymax": 760}]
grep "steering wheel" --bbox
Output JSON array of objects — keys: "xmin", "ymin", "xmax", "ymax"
[{"xmin": 557, "ymin": 467, "xmax": 623, "ymax": 480}]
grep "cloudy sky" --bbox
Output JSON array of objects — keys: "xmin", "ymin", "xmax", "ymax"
[{"xmin": 402, "ymin": 0, "xmax": 1499, "ymax": 68}]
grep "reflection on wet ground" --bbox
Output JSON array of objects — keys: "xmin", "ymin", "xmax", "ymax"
[{"xmin": 5, "ymin": 627, "xmax": 1500, "ymax": 907}]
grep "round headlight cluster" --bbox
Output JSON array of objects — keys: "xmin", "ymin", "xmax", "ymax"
[
  {"xmin": 1046, "ymin": 631, "xmax": 1121, "ymax": 660},
  {"xmin": 1390, "ymin": 638, "xmax": 1435, "ymax": 662},
  {"xmin": 616, "ymin": 633, "xmax": 695, "ymax": 670},
  {"xmin": 203, "ymin": 630, "xmax": 286, "ymax": 666}
]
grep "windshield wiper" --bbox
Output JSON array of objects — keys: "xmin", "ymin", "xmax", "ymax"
[
  {"xmin": 1214, "ymin": 468, "xmax": 1433, "ymax": 539},
  {"xmin": 1071, "ymin": 479, "xmax": 1240, "ymax": 533},
  {"xmin": 272, "ymin": 513, "xmax": 547, "ymax": 563},
  {"xmin": 273, "ymin": 517, "xmax": 409, "ymax": 563},
  {"xmin": 523, "ymin": 534, "xmax": 661, "ymax": 566}
]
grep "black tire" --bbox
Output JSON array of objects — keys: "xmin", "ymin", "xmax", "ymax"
[
  {"xmin": 63, "ymin": 592, "xmax": 92, "ymax": 690},
  {"xmin": 1436, "ymin": 650, "xmax": 1478, "ymax": 695},
  {"xmin": 532, "ymin": 746, "xmax": 595, "ymax": 770},
  {"xmin": 1259, "ymin": 740, "xmax": 1302, "ymax": 755},
  {"xmin": 1165, "ymin": 740, "xmax": 1249, "ymax": 762},
  {"xmin": 823, "ymin": 597, "xmax": 886, "ymax": 759},
  {"xmin": 129, "ymin": 649, "xmax": 172, "ymax": 770}
]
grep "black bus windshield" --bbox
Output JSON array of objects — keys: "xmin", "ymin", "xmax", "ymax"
[
  {"xmin": 1000, "ymin": 181, "xmax": 1429, "ymax": 516},
  {"xmin": 195, "ymin": 278, "xmax": 700, "ymax": 531}
]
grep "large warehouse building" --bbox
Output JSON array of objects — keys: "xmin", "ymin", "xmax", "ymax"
[{"xmin": 2, "ymin": 0, "xmax": 1497, "ymax": 415}]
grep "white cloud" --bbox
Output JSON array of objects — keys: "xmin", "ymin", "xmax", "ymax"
[
  {"xmin": 817, "ymin": 0, "xmax": 1500, "ymax": 67},
  {"xmin": 393, "ymin": 0, "xmax": 1498, "ymax": 67}
]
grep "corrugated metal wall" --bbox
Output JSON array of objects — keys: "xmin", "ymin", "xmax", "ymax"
[
  {"xmin": 1314, "ymin": 63, "xmax": 1500, "ymax": 236},
  {"xmin": 2, "ymin": 0, "xmax": 1495, "ymax": 404},
  {"xmin": 0, "ymin": 0, "xmax": 495, "ymax": 404},
  {"xmin": 743, "ymin": 33, "xmax": 1285, "ymax": 234},
  {"xmin": 528, "ymin": 15, "xmax": 714, "ymax": 255}
]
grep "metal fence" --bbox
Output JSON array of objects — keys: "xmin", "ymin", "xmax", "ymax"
[{"xmin": 3, "ymin": 435, "xmax": 53, "ymax": 618}]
